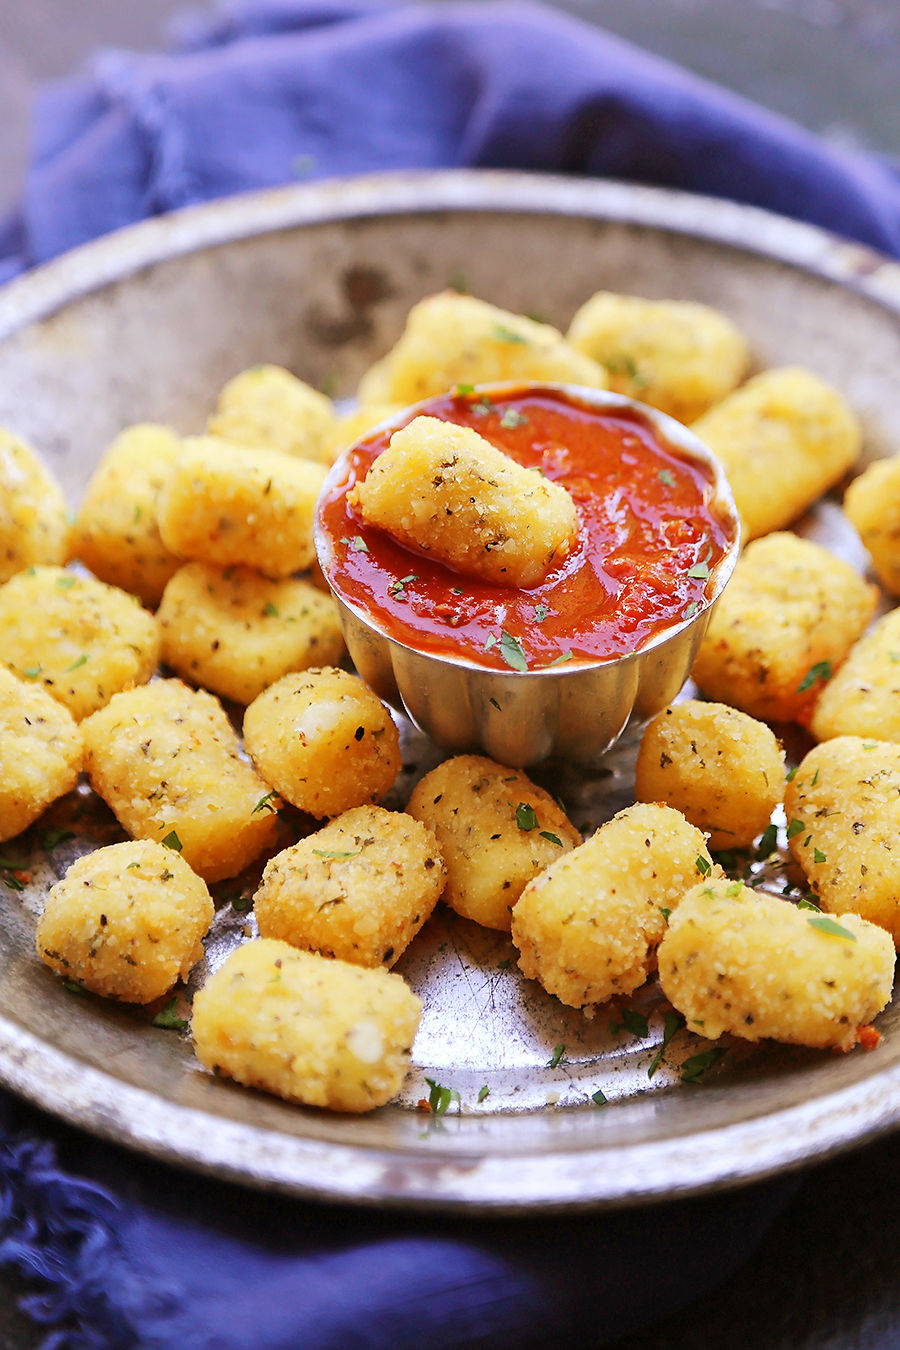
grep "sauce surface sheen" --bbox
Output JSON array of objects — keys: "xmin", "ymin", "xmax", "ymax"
[{"xmin": 319, "ymin": 389, "xmax": 731, "ymax": 671}]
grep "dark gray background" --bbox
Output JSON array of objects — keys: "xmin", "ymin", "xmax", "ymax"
[{"xmin": 2, "ymin": 1, "xmax": 900, "ymax": 1346}]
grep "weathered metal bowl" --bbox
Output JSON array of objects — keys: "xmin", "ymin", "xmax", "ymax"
[{"xmin": 316, "ymin": 383, "xmax": 740, "ymax": 766}]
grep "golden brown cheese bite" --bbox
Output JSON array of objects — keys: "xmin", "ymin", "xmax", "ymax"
[
  {"xmin": 0, "ymin": 566, "xmax": 159, "ymax": 721},
  {"xmin": 156, "ymin": 437, "xmax": 325, "ymax": 576},
  {"xmin": 157, "ymin": 562, "xmax": 345, "ymax": 705},
  {"xmin": 0, "ymin": 427, "xmax": 68, "ymax": 584},
  {"xmin": 635, "ymin": 700, "xmax": 785, "ymax": 850},
  {"xmin": 406, "ymin": 755, "xmax": 581, "ymax": 931},
  {"xmin": 658, "ymin": 878, "xmax": 894, "ymax": 1047},
  {"xmin": 82, "ymin": 679, "xmax": 278, "ymax": 883},
  {"xmin": 37, "ymin": 839, "xmax": 213, "ymax": 1003},
  {"xmin": 691, "ymin": 533, "xmax": 877, "ymax": 725},
  {"xmin": 785, "ymin": 737, "xmax": 900, "ymax": 946},
  {"xmin": 811, "ymin": 608, "xmax": 900, "ymax": 744},
  {"xmin": 844, "ymin": 455, "xmax": 900, "ymax": 596},
  {"xmin": 67, "ymin": 424, "xmax": 182, "ymax": 607},
  {"xmin": 243, "ymin": 668, "xmax": 401, "ymax": 818},
  {"xmin": 254, "ymin": 805, "xmax": 444, "ymax": 967},
  {"xmin": 692, "ymin": 367, "xmax": 860, "ymax": 541},
  {"xmin": 207, "ymin": 365, "xmax": 337, "ymax": 462},
  {"xmin": 357, "ymin": 292, "xmax": 606, "ymax": 406},
  {"xmin": 191, "ymin": 937, "xmax": 422, "ymax": 1112},
  {"xmin": 511, "ymin": 803, "xmax": 715, "ymax": 1008},
  {"xmin": 349, "ymin": 416, "xmax": 579, "ymax": 588},
  {"xmin": 0, "ymin": 667, "xmax": 82, "ymax": 842},
  {"xmin": 566, "ymin": 292, "xmax": 749, "ymax": 424}
]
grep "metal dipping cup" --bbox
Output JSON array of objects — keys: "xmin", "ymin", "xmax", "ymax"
[{"xmin": 316, "ymin": 383, "xmax": 741, "ymax": 767}]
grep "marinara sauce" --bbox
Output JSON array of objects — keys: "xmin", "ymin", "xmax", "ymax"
[{"xmin": 318, "ymin": 387, "xmax": 734, "ymax": 672}]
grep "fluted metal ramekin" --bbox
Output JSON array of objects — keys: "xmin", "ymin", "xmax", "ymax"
[{"xmin": 316, "ymin": 383, "xmax": 740, "ymax": 766}]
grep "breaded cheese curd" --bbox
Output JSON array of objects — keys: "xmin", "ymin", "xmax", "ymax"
[
  {"xmin": 156, "ymin": 437, "xmax": 325, "ymax": 575},
  {"xmin": 157, "ymin": 562, "xmax": 345, "ymax": 705},
  {"xmin": 82, "ymin": 680, "xmax": 278, "ymax": 883},
  {"xmin": 406, "ymin": 755, "xmax": 581, "ymax": 931},
  {"xmin": 566, "ymin": 292, "xmax": 749, "ymax": 424},
  {"xmin": 243, "ymin": 668, "xmax": 401, "ymax": 819},
  {"xmin": 0, "ymin": 426, "xmax": 68, "ymax": 583},
  {"xmin": 254, "ymin": 805, "xmax": 444, "ymax": 967},
  {"xmin": 348, "ymin": 416, "xmax": 579, "ymax": 588},
  {"xmin": 785, "ymin": 737, "xmax": 900, "ymax": 946},
  {"xmin": 37, "ymin": 839, "xmax": 213, "ymax": 1003},
  {"xmin": 511, "ymin": 803, "xmax": 715, "ymax": 1008},
  {"xmin": 67, "ymin": 424, "xmax": 182, "ymax": 607},
  {"xmin": 0, "ymin": 566, "xmax": 160, "ymax": 721},
  {"xmin": 811, "ymin": 608, "xmax": 900, "ymax": 744},
  {"xmin": 844, "ymin": 455, "xmax": 900, "ymax": 597},
  {"xmin": 357, "ymin": 292, "xmax": 606, "ymax": 406},
  {"xmin": 0, "ymin": 667, "xmax": 82, "ymax": 842},
  {"xmin": 191, "ymin": 938, "xmax": 422, "ymax": 1112},
  {"xmin": 635, "ymin": 700, "xmax": 785, "ymax": 850},
  {"xmin": 691, "ymin": 367, "xmax": 860, "ymax": 541},
  {"xmin": 691, "ymin": 533, "xmax": 877, "ymax": 725},
  {"xmin": 207, "ymin": 365, "xmax": 337, "ymax": 462},
  {"xmin": 658, "ymin": 879, "xmax": 894, "ymax": 1048}
]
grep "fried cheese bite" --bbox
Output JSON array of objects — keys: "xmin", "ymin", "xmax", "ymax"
[
  {"xmin": 566, "ymin": 292, "xmax": 749, "ymax": 424},
  {"xmin": 406, "ymin": 755, "xmax": 581, "ymax": 932},
  {"xmin": 692, "ymin": 367, "xmax": 860, "ymax": 541},
  {"xmin": 67, "ymin": 424, "xmax": 181, "ymax": 607},
  {"xmin": 254, "ymin": 805, "xmax": 444, "ymax": 967},
  {"xmin": 0, "ymin": 667, "xmax": 82, "ymax": 842},
  {"xmin": 357, "ymin": 292, "xmax": 606, "ymax": 406},
  {"xmin": 191, "ymin": 938, "xmax": 422, "ymax": 1112},
  {"xmin": 811, "ymin": 608, "xmax": 900, "ymax": 744},
  {"xmin": 156, "ymin": 437, "xmax": 325, "ymax": 576},
  {"xmin": 844, "ymin": 455, "xmax": 900, "ymax": 596},
  {"xmin": 0, "ymin": 566, "xmax": 159, "ymax": 721},
  {"xmin": 157, "ymin": 563, "xmax": 345, "ymax": 705},
  {"xmin": 511, "ymin": 803, "xmax": 715, "ymax": 1008},
  {"xmin": 82, "ymin": 680, "xmax": 278, "ymax": 883},
  {"xmin": 691, "ymin": 533, "xmax": 877, "ymax": 725},
  {"xmin": 320, "ymin": 403, "xmax": 405, "ymax": 465},
  {"xmin": 349, "ymin": 416, "xmax": 579, "ymax": 588},
  {"xmin": 207, "ymin": 365, "xmax": 337, "ymax": 462},
  {"xmin": 785, "ymin": 737, "xmax": 900, "ymax": 946},
  {"xmin": 243, "ymin": 668, "xmax": 401, "ymax": 818},
  {"xmin": 658, "ymin": 879, "xmax": 894, "ymax": 1048},
  {"xmin": 635, "ymin": 701, "xmax": 784, "ymax": 850},
  {"xmin": 0, "ymin": 426, "xmax": 68, "ymax": 584},
  {"xmin": 37, "ymin": 840, "xmax": 213, "ymax": 1004}
]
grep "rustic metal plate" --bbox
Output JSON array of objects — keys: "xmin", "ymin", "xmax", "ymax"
[{"xmin": 2, "ymin": 171, "xmax": 900, "ymax": 1212}]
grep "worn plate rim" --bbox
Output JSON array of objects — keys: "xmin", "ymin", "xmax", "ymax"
[{"xmin": 3, "ymin": 169, "xmax": 900, "ymax": 1211}]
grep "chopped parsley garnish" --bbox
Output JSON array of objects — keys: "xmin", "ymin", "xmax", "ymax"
[
  {"xmin": 126, "ymin": 861, "xmax": 142, "ymax": 870},
  {"xmin": 611, "ymin": 1009, "xmax": 649, "ymax": 1039},
  {"xmin": 647, "ymin": 1011, "xmax": 686, "ymax": 1079},
  {"xmin": 389, "ymin": 574, "xmax": 419, "ymax": 598},
  {"xmin": 540, "ymin": 831, "xmax": 563, "ymax": 846},
  {"xmin": 695, "ymin": 855, "xmax": 712, "ymax": 877},
  {"xmin": 484, "ymin": 633, "xmax": 497, "ymax": 651},
  {"xmin": 478, "ymin": 1085, "xmax": 490, "ymax": 1103},
  {"xmin": 472, "ymin": 395, "xmax": 497, "ymax": 416},
  {"xmin": 41, "ymin": 829, "xmax": 74, "ymax": 851},
  {"xmin": 493, "ymin": 325, "xmax": 527, "ymax": 344},
  {"xmin": 62, "ymin": 979, "xmax": 86, "ymax": 997},
  {"xmin": 489, "ymin": 697, "xmax": 501, "ymax": 710},
  {"xmin": 591, "ymin": 1089, "xmax": 608, "ymax": 1107},
  {"xmin": 516, "ymin": 802, "xmax": 538, "ymax": 831},
  {"xmin": 64, "ymin": 654, "xmax": 89, "ymax": 672},
  {"xmin": 3, "ymin": 873, "xmax": 24, "ymax": 891},
  {"xmin": 313, "ymin": 848, "xmax": 361, "ymax": 860},
  {"xmin": 725, "ymin": 881, "xmax": 743, "ymax": 898},
  {"xmin": 500, "ymin": 407, "xmax": 529, "ymax": 429},
  {"xmin": 534, "ymin": 604, "xmax": 548, "ymax": 622},
  {"xmin": 351, "ymin": 536, "xmax": 369, "ymax": 553},
  {"xmin": 797, "ymin": 660, "xmax": 832, "ymax": 693},
  {"xmin": 252, "ymin": 791, "xmax": 279, "ymax": 815},
  {"xmin": 23, "ymin": 665, "xmax": 42, "ymax": 680},
  {"xmin": 684, "ymin": 601, "xmax": 699, "ymax": 619},
  {"xmin": 232, "ymin": 894, "xmax": 252, "ymax": 913},
  {"xmin": 264, "ymin": 602, "xmax": 279, "ymax": 617},
  {"xmin": 424, "ymin": 1077, "xmax": 461, "ymax": 1115},
  {"xmin": 499, "ymin": 630, "xmax": 528, "ymax": 671},
  {"xmin": 813, "ymin": 848, "xmax": 827, "ymax": 864},
  {"xmin": 811, "ymin": 769, "xmax": 820, "ymax": 786},
  {"xmin": 755, "ymin": 823, "xmax": 778, "ymax": 860},
  {"xmin": 808, "ymin": 914, "xmax": 856, "ymax": 942},
  {"xmin": 153, "ymin": 999, "xmax": 189, "ymax": 1030},
  {"xmin": 549, "ymin": 651, "xmax": 573, "ymax": 666},
  {"xmin": 862, "ymin": 742, "xmax": 877, "ymax": 750},
  {"xmin": 786, "ymin": 818, "xmax": 805, "ymax": 841},
  {"xmin": 681, "ymin": 1047, "xmax": 728, "ymax": 1083},
  {"xmin": 687, "ymin": 560, "xmax": 710, "ymax": 580},
  {"xmin": 161, "ymin": 831, "xmax": 183, "ymax": 853},
  {"xmin": 497, "ymin": 958, "xmax": 511, "ymax": 971},
  {"xmin": 658, "ymin": 469, "xmax": 675, "ymax": 487},
  {"xmin": 548, "ymin": 1043, "xmax": 566, "ymax": 1068},
  {"xmin": 786, "ymin": 766, "xmax": 798, "ymax": 781},
  {"xmin": 797, "ymin": 895, "xmax": 822, "ymax": 911},
  {"xmin": 455, "ymin": 383, "xmax": 475, "ymax": 396},
  {"xmin": 658, "ymin": 905, "xmax": 672, "ymax": 922},
  {"xmin": 55, "ymin": 575, "xmax": 76, "ymax": 589}
]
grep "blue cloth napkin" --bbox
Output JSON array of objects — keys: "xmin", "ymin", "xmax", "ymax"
[{"xmin": 0, "ymin": 2, "xmax": 881, "ymax": 1344}]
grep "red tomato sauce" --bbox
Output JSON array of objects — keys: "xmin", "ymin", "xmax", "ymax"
[{"xmin": 318, "ymin": 387, "xmax": 733, "ymax": 672}]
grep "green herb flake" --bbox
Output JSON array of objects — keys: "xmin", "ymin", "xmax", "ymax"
[
  {"xmin": 252, "ymin": 791, "xmax": 279, "ymax": 816},
  {"xmin": 591, "ymin": 1089, "xmax": 608, "ymax": 1107},
  {"xmin": 549, "ymin": 651, "xmax": 574, "ymax": 667},
  {"xmin": 798, "ymin": 895, "xmax": 822, "ymax": 911},
  {"xmin": 64, "ymin": 654, "xmax": 89, "ymax": 673},
  {"xmin": 161, "ymin": 831, "xmax": 183, "ymax": 853},
  {"xmin": 3, "ymin": 874, "xmax": 24, "ymax": 891},
  {"xmin": 863, "ymin": 742, "xmax": 878, "ymax": 751},
  {"xmin": 684, "ymin": 601, "xmax": 699, "ymax": 619},
  {"xmin": 786, "ymin": 818, "xmax": 806, "ymax": 841},
  {"xmin": 264, "ymin": 602, "xmax": 279, "ymax": 617},
  {"xmin": 497, "ymin": 958, "xmax": 511, "ymax": 971},
  {"xmin": 351, "ymin": 536, "xmax": 369, "ymax": 553},
  {"xmin": 658, "ymin": 469, "xmax": 675, "ymax": 487},
  {"xmin": 682, "ymin": 1047, "xmax": 728, "ymax": 1083},
  {"xmin": 811, "ymin": 768, "xmax": 820, "ymax": 786},
  {"xmin": 813, "ymin": 848, "xmax": 827, "ymax": 864},
  {"xmin": 126, "ymin": 860, "xmax": 142, "ymax": 870},
  {"xmin": 687, "ymin": 560, "xmax": 710, "ymax": 580},
  {"xmin": 455, "ymin": 383, "xmax": 475, "ymax": 396},
  {"xmin": 621, "ymin": 1009, "xmax": 649, "ymax": 1039},
  {"xmin": 312, "ymin": 848, "xmax": 361, "ymax": 861},
  {"xmin": 658, "ymin": 905, "xmax": 672, "ymax": 922},
  {"xmin": 493, "ymin": 325, "xmax": 527, "ymax": 345},
  {"xmin": 41, "ymin": 829, "xmax": 75, "ymax": 851},
  {"xmin": 489, "ymin": 697, "xmax": 501, "ymax": 711},
  {"xmin": 499, "ymin": 630, "xmax": 528, "ymax": 672},
  {"xmin": 55, "ymin": 575, "xmax": 77, "ymax": 590},
  {"xmin": 755, "ymin": 822, "xmax": 778, "ymax": 860},
  {"xmin": 797, "ymin": 660, "xmax": 833, "ymax": 693},
  {"xmin": 516, "ymin": 802, "xmax": 538, "ymax": 831},
  {"xmin": 726, "ymin": 881, "xmax": 743, "ymax": 898},
  {"xmin": 540, "ymin": 831, "xmax": 563, "ymax": 846},
  {"xmin": 62, "ymin": 978, "xmax": 86, "ymax": 997},
  {"xmin": 23, "ymin": 665, "xmax": 42, "ymax": 680},
  {"xmin": 808, "ymin": 914, "xmax": 857, "ymax": 942},
  {"xmin": 484, "ymin": 633, "xmax": 497, "ymax": 652},
  {"xmin": 786, "ymin": 766, "xmax": 798, "ymax": 782},
  {"xmin": 696, "ymin": 855, "xmax": 712, "ymax": 877},
  {"xmin": 534, "ymin": 604, "xmax": 548, "ymax": 622},
  {"xmin": 424, "ymin": 1076, "xmax": 461, "ymax": 1116},
  {"xmin": 232, "ymin": 894, "xmax": 252, "ymax": 913},
  {"xmin": 153, "ymin": 999, "xmax": 189, "ymax": 1030},
  {"xmin": 548, "ymin": 1043, "xmax": 566, "ymax": 1068},
  {"xmin": 478, "ymin": 1085, "xmax": 490, "ymax": 1103},
  {"xmin": 647, "ymin": 1010, "xmax": 687, "ymax": 1080},
  {"xmin": 500, "ymin": 407, "xmax": 529, "ymax": 429}
]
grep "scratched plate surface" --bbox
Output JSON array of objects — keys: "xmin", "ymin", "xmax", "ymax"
[{"xmin": 2, "ymin": 173, "xmax": 900, "ymax": 1211}]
